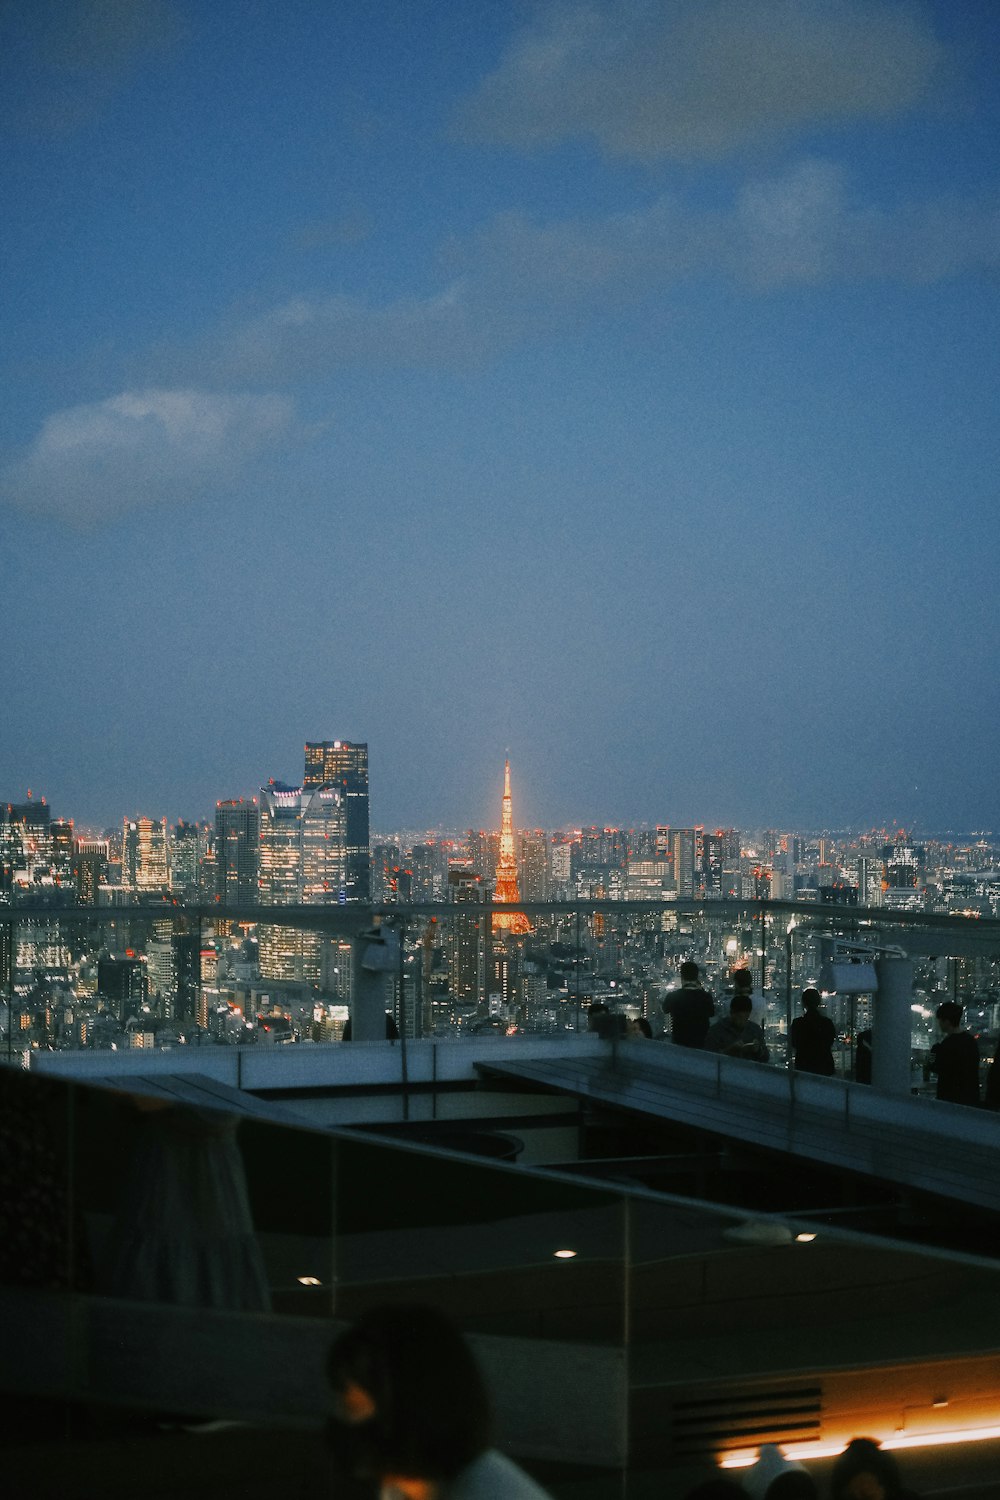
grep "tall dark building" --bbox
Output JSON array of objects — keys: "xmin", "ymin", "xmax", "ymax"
[
  {"xmin": 303, "ymin": 741, "xmax": 370, "ymax": 901},
  {"xmin": 215, "ymin": 799, "xmax": 260, "ymax": 908},
  {"xmin": 98, "ymin": 956, "xmax": 149, "ymax": 1022}
]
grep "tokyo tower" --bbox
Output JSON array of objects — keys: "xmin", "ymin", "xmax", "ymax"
[{"xmin": 492, "ymin": 759, "xmax": 531, "ymax": 934}]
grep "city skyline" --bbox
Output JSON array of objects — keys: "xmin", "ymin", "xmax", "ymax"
[{"xmin": 2, "ymin": 3, "xmax": 999, "ymax": 833}]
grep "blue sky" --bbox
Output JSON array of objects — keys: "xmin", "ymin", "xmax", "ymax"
[{"xmin": 2, "ymin": 0, "xmax": 998, "ymax": 834}]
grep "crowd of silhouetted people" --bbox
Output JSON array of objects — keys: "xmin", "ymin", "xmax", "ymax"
[
  {"xmin": 586, "ymin": 960, "xmax": 1000, "ymax": 1106},
  {"xmin": 682, "ymin": 1435, "xmax": 923, "ymax": 1500}
]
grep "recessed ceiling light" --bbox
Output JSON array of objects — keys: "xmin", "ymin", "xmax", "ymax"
[
  {"xmin": 297, "ymin": 1275, "xmax": 322, "ymax": 1286},
  {"xmin": 553, "ymin": 1249, "xmax": 577, "ymax": 1259},
  {"xmin": 795, "ymin": 1232, "xmax": 817, "ymax": 1242}
]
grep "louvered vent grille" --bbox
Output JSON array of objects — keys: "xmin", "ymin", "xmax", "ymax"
[{"xmin": 670, "ymin": 1384, "xmax": 823, "ymax": 1454}]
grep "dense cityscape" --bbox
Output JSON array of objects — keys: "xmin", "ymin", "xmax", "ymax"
[{"xmin": 3, "ymin": 739, "xmax": 999, "ymax": 1080}]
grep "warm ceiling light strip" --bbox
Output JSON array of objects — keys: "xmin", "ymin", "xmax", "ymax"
[{"xmin": 720, "ymin": 1422, "xmax": 1000, "ymax": 1469}]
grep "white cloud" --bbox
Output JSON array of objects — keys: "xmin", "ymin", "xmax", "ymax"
[
  {"xmin": 178, "ymin": 166, "xmax": 1000, "ymax": 382},
  {"xmin": 457, "ymin": 0, "xmax": 943, "ymax": 162},
  {"xmin": 0, "ymin": 388, "xmax": 294, "ymax": 527}
]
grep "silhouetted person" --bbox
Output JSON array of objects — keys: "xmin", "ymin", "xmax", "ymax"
[
  {"xmin": 587, "ymin": 1002, "xmax": 626, "ymax": 1038},
  {"xmin": 663, "ymin": 961, "xmax": 715, "ymax": 1047},
  {"xmin": 831, "ymin": 1437, "xmax": 919, "ymax": 1500},
  {"xmin": 930, "ymin": 1001, "xmax": 980, "ymax": 1106},
  {"xmin": 628, "ymin": 1016, "xmax": 653, "ymax": 1038},
  {"xmin": 327, "ymin": 1303, "xmax": 553, "ymax": 1497},
  {"xmin": 855, "ymin": 1028, "xmax": 873, "ymax": 1084},
  {"xmin": 743, "ymin": 1444, "xmax": 816, "ymax": 1499},
  {"xmin": 705, "ymin": 994, "xmax": 769, "ymax": 1062},
  {"xmin": 790, "ymin": 989, "xmax": 836, "ymax": 1076}
]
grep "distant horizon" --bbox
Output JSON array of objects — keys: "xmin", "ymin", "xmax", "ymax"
[{"xmin": 10, "ymin": 785, "xmax": 995, "ymax": 849}]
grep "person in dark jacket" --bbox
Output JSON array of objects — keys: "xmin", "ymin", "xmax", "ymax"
[
  {"xmin": 930, "ymin": 1001, "xmax": 980, "ymax": 1106},
  {"xmin": 790, "ymin": 989, "xmax": 836, "ymax": 1076},
  {"xmin": 663, "ymin": 961, "xmax": 715, "ymax": 1048},
  {"xmin": 705, "ymin": 993, "xmax": 769, "ymax": 1062}
]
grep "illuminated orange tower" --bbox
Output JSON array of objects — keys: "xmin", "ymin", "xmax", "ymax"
[{"xmin": 492, "ymin": 759, "xmax": 531, "ymax": 934}]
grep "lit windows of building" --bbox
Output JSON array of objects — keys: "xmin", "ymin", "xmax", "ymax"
[
  {"xmin": 303, "ymin": 741, "xmax": 370, "ymax": 901},
  {"xmin": 121, "ymin": 817, "xmax": 170, "ymax": 893}
]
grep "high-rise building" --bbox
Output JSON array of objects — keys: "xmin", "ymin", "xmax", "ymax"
[
  {"xmin": 857, "ymin": 857, "xmax": 884, "ymax": 908},
  {"xmin": 122, "ymin": 817, "xmax": 170, "ymax": 893},
  {"xmin": 409, "ymin": 844, "xmax": 438, "ymax": 902},
  {"xmin": 447, "ymin": 868, "xmax": 482, "ymax": 1004},
  {"xmin": 518, "ymin": 831, "xmax": 549, "ymax": 901},
  {"xmin": 465, "ymin": 830, "xmax": 499, "ymax": 882},
  {"xmin": 170, "ymin": 821, "xmax": 207, "ymax": 898},
  {"xmin": 258, "ymin": 784, "xmax": 307, "ymax": 981},
  {"xmin": 146, "ymin": 917, "xmax": 176, "ymax": 1009},
  {"xmin": 173, "ymin": 931, "xmax": 201, "ymax": 1023},
  {"xmin": 301, "ymin": 784, "xmax": 346, "ymax": 902},
  {"xmin": 1, "ymin": 798, "xmax": 52, "ymax": 890},
  {"xmin": 671, "ymin": 828, "xmax": 697, "ymax": 898},
  {"xmin": 74, "ymin": 839, "xmax": 108, "ymax": 904},
  {"xmin": 303, "ymin": 741, "xmax": 370, "ymax": 901},
  {"xmin": 98, "ymin": 955, "xmax": 149, "ymax": 1022},
  {"xmin": 50, "ymin": 819, "xmax": 74, "ymax": 883},
  {"xmin": 492, "ymin": 761, "xmax": 530, "ymax": 934},
  {"xmin": 215, "ymin": 800, "xmax": 260, "ymax": 908}
]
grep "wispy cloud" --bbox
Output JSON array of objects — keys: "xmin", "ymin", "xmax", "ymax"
[
  {"xmin": 192, "ymin": 163, "xmax": 1000, "ymax": 381},
  {"xmin": 456, "ymin": 0, "xmax": 943, "ymax": 162},
  {"xmin": 0, "ymin": 389, "xmax": 294, "ymax": 527}
]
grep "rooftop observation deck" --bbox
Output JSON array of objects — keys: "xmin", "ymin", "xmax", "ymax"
[
  {"xmin": 6, "ymin": 1028, "xmax": 1000, "ymax": 1499},
  {"xmin": 4, "ymin": 898, "xmax": 1000, "ymax": 1496}
]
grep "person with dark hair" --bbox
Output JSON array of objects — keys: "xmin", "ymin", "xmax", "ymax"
[
  {"xmin": 830, "ymin": 1436, "xmax": 919, "ymax": 1499},
  {"xmin": 855, "ymin": 1029, "xmax": 873, "ymax": 1085},
  {"xmin": 663, "ymin": 961, "xmax": 715, "ymax": 1048},
  {"xmin": 930, "ymin": 1001, "xmax": 980, "ymax": 1106},
  {"xmin": 705, "ymin": 993, "xmax": 769, "ymax": 1062},
  {"xmin": 327, "ymin": 1304, "xmax": 553, "ymax": 1498},
  {"xmin": 789, "ymin": 989, "xmax": 836, "ymax": 1076}
]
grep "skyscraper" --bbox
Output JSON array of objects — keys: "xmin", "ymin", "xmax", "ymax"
[
  {"xmin": 1, "ymin": 797, "xmax": 51, "ymax": 891},
  {"xmin": 447, "ymin": 867, "xmax": 482, "ymax": 1004},
  {"xmin": 671, "ymin": 828, "xmax": 697, "ymax": 898},
  {"xmin": 74, "ymin": 839, "xmax": 107, "ymax": 904},
  {"xmin": 122, "ymin": 817, "xmax": 170, "ymax": 893},
  {"xmin": 301, "ymin": 784, "xmax": 346, "ymax": 902},
  {"xmin": 303, "ymin": 741, "xmax": 370, "ymax": 901},
  {"xmin": 493, "ymin": 760, "xmax": 530, "ymax": 934},
  {"xmin": 170, "ymin": 820, "xmax": 207, "ymax": 899},
  {"xmin": 258, "ymin": 783, "xmax": 308, "ymax": 981},
  {"xmin": 215, "ymin": 799, "xmax": 260, "ymax": 908}
]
